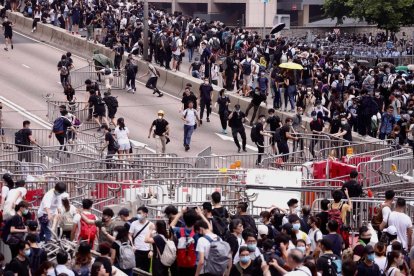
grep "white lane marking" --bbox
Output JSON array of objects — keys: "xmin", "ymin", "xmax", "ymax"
[
  {"xmin": 215, "ymin": 132, "xmax": 258, "ymax": 151},
  {"xmin": 22, "ymin": 64, "xmax": 30, "ymax": 68}
]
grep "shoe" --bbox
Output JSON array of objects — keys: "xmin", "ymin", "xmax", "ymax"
[
  {"xmin": 152, "ymin": 90, "xmax": 156, "ymax": 94},
  {"xmin": 237, "ymin": 148, "xmax": 241, "ymax": 153},
  {"xmin": 185, "ymin": 145, "xmax": 190, "ymax": 151},
  {"xmin": 207, "ymin": 118, "xmax": 210, "ymax": 122},
  {"xmin": 243, "ymin": 148, "xmax": 247, "ymax": 152},
  {"xmin": 157, "ymin": 93, "xmax": 163, "ymax": 97},
  {"xmin": 200, "ymin": 119, "xmax": 203, "ymax": 125},
  {"xmin": 4, "ymin": 48, "xmax": 7, "ymax": 51},
  {"xmin": 11, "ymin": 44, "xmax": 13, "ymax": 50},
  {"xmin": 133, "ymin": 88, "xmax": 136, "ymax": 93},
  {"xmin": 222, "ymin": 129, "xmax": 227, "ymax": 134}
]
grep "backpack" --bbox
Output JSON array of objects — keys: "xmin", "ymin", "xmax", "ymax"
[
  {"xmin": 73, "ymin": 265, "xmax": 90, "ymax": 276},
  {"xmin": 328, "ymin": 202, "xmax": 344, "ymax": 231},
  {"xmin": 371, "ymin": 203, "xmax": 390, "ymax": 231},
  {"xmin": 28, "ymin": 248, "xmax": 45, "ymax": 275},
  {"xmin": 171, "ymin": 37, "xmax": 178, "ymax": 52},
  {"xmin": 78, "ymin": 213, "xmax": 97, "ymax": 244},
  {"xmin": 235, "ymin": 40, "xmax": 243, "ymax": 51},
  {"xmin": 186, "ymin": 35, "xmax": 195, "ymax": 48},
  {"xmin": 96, "ymin": 96, "xmax": 104, "ymax": 105},
  {"xmin": 250, "ymin": 123, "xmax": 260, "ymax": 143},
  {"xmin": 106, "ymin": 96, "xmax": 119, "ymax": 109},
  {"xmin": 225, "ymin": 33, "xmax": 232, "ymax": 45},
  {"xmin": 204, "ymin": 236, "xmax": 231, "ymax": 275},
  {"xmin": 1, "ymin": 218, "xmax": 13, "ymax": 244},
  {"xmin": 242, "ymin": 60, "xmax": 252, "ymax": 75},
  {"xmin": 212, "ymin": 216, "xmax": 229, "ymax": 239},
  {"xmin": 321, "ymin": 254, "xmax": 342, "ymax": 276},
  {"xmin": 157, "ymin": 235, "xmax": 177, "ymax": 267},
  {"xmin": 61, "ymin": 210, "xmax": 74, "ymax": 232},
  {"xmin": 53, "ymin": 117, "xmax": 67, "ymax": 134},
  {"xmin": 15, "ymin": 129, "xmax": 29, "ymax": 146},
  {"xmin": 176, "ymin": 228, "xmax": 196, "ymax": 268},
  {"xmin": 212, "ymin": 38, "xmax": 220, "ymax": 51},
  {"xmin": 60, "ymin": 64, "xmax": 69, "ymax": 75},
  {"xmin": 116, "ymin": 241, "xmax": 136, "ymax": 269}
]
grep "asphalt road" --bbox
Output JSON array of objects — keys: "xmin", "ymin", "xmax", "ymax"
[{"xmin": 0, "ymin": 31, "xmax": 259, "ymax": 157}]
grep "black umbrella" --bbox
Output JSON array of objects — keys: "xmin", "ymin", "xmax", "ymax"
[{"xmin": 270, "ymin": 23, "xmax": 285, "ymax": 34}]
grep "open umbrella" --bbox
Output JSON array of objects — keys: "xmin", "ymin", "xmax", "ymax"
[
  {"xmin": 396, "ymin": 66, "xmax": 408, "ymax": 72},
  {"xmin": 279, "ymin": 62, "xmax": 303, "ymax": 70},
  {"xmin": 92, "ymin": 53, "xmax": 114, "ymax": 70},
  {"xmin": 377, "ymin": 61, "xmax": 394, "ymax": 68},
  {"xmin": 407, "ymin": 64, "xmax": 414, "ymax": 71},
  {"xmin": 356, "ymin": 60, "xmax": 369, "ymax": 64},
  {"xmin": 270, "ymin": 23, "xmax": 285, "ymax": 34}
]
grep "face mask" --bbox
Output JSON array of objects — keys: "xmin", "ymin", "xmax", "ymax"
[
  {"xmin": 158, "ymin": 116, "xmax": 163, "ymax": 119},
  {"xmin": 247, "ymin": 243, "xmax": 257, "ymax": 252},
  {"xmin": 22, "ymin": 209, "xmax": 29, "ymax": 215},
  {"xmin": 292, "ymin": 223, "xmax": 301, "ymax": 231},
  {"xmin": 375, "ymin": 92, "xmax": 380, "ymax": 96},
  {"xmin": 136, "ymin": 214, "xmax": 143, "ymax": 221},
  {"xmin": 297, "ymin": 246, "xmax": 306, "ymax": 254},
  {"xmin": 240, "ymin": 256, "xmax": 250, "ymax": 264},
  {"xmin": 259, "ymin": 218, "xmax": 264, "ymax": 223},
  {"xmin": 54, "ymin": 191, "xmax": 60, "ymax": 196},
  {"xmin": 408, "ymin": 110, "xmax": 413, "ymax": 114},
  {"xmin": 204, "ymin": 81, "xmax": 209, "ymax": 84},
  {"xmin": 314, "ymin": 86, "xmax": 318, "ymax": 90},
  {"xmin": 361, "ymin": 238, "xmax": 371, "ymax": 245},
  {"xmin": 307, "ymin": 92, "xmax": 311, "ymax": 95},
  {"xmin": 4, "ymin": 18, "xmax": 8, "ymax": 22},
  {"xmin": 367, "ymin": 253, "xmax": 375, "ymax": 262},
  {"xmin": 24, "ymin": 249, "xmax": 31, "ymax": 257},
  {"xmin": 312, "ymin": 116, "xmax": 317, "ymax": 120},
  {"xmin": 113, "ymin": 231, "xmax": 118, "ymax": 237},
  {"xmin": 341, "ymin": 121, "xmax": 347, "ymax": 125}
]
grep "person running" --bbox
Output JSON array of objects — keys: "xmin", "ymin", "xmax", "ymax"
[
  {"xmin": 139, "ymin": 62, "xmax": 163, "ymax": 97},
  {"xmin": 125, "ymin": 58, "xmax": 137, "ymax": 93},
  {"xmin": 49, "ymin": 110, "xmax": 77, "ymax": 152},
  {"xmin": 228, "ymin": 104, "xmax": 248, "ymax": 153},
  {"xmin": 182, "ymin": 101, "xmax": 200, "ymax": 151},
  {"xmin": 2, "ymin": 16, "xmax": 14, "ymax": 51},
  {"xmin": 215, "ymin": 89, "xmax": 231, "ymax": 134},
  {"xmin": 148, "ymin": 110, "xmax": 170, "ymax": 154},
  {"xmin": 85, "ymin": 89, "xmax": 109, "ymax": 130},
  {"xmin": 199, "ymin": 78, "xmax": 213, "ymax": 125}
]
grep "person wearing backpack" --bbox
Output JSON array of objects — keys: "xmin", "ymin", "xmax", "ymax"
[
  {"xmin": 49, "ymin": 110, "xmax": 77, "ymax": 152},
  {"xmin": 145, "ymin": 220, "xmax": 176, "ymax": 276},
  {"xmin": 57, "ymin": 54, "xmax": 71, "ymax": 88},
  {"xmin": 171, "ymin": 31, "xmax": 183, "ymax": 72},
  {"xmin": 186, "ymin": 32, "xmax": 196, "ymax": 62},
  {"xmin": 138, "ymin": 61, "xmax": 164, "ymax": 97},
  {"xmin": 59, "ymin": 193, "xmax": 76, "ymax": 239},
  {"xmin": 125, "ymin": 58, "xmax": 138, "ymax": 93},
  {"xmin": 110, "ymin": 226, "xmax": 135, "ymax": 276},
  {"xmin": 251, "ymin": 114, "xmax": 272, "ymax": 165},
  {"xmin": 202, "ymin": 202, "xmax": 229, "ymax": 240},
  {"xmin": 103, "ymin": 91, "xmax": 118, "ymax": 127},
  {"xmin": 194, "ymin": 219, "xmax": 232, "ymax": 276},
  {"xmin": 329, "ymin": 189, "xmax": 352, "ymax": 247},
  {"xmin": 26, "ymin": 233, "xmax": 48, "ymax": 275},
  {"xmin": 316, "ymin": 238, "xmax": 342, "ymax": 276},
  {"xmin": 72, "ymin": 199, "xmax": 97, "ymax": 247},
  {"xmin": 239, "ymin": 53, "xmax": 256, "ymax": 97}
]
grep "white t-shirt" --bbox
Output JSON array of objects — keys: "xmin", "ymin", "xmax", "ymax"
[
  {"xmin": 388, "ymin": 211, "xmax": 413, "ymax": 249},
  {"xmin": 375, "ymin": 255, "xmax": 387, "ymax": 273},
  {"xmin": 183, "ymin": 108, "xmax": 197, "ymax": 126},
  {"xmin": 114, "ymin": 126, "xmax": 130, "ymax": 145},
  {"xmin": 240, "ymin": 58, "xmax": 256, "ymax": 76},
  {"xmin": 3, "ymin": 187, "xmax": 27, "ymax": 214},
  {"xmin": 196, "ymin": 232, "xmax": 219, "ymax": 273},
  {"xmin": 1, "ymin": 186, "xmax": 10, "ymax": 202},
  {"xmin": 295, "ymin": 230, "xmax": 311, "ymax": 245},
  {"xmin": 172, "ymin": 37, "xmax": 182, "ymax": 56},
  {"xmin": 38, "ymin": 189, "xmax": 63, "ymax": 217},
  {"xmin": 47, "ymin": 264, "xmax": 75, "ymax": 276},
  {"xmin": 382, "ymin": 206, "xmax": 392, "ymax": 223},
  {"xmin": 286, "ymin": 265, "xmax": 312, "ymax": 275},
  {"xmin": 73, "ymin": 211, "xmax": 97, "ymax": 241},
  {"xmin": 129, "ymin": 220, "xmax": 152, "ymax": 251},
  {"xmin": 308, "ymin": 228, "xmax": 323, "ymax": 252},
  {"xmin": 211, "ymin": 64, "xmax": 219, "ymax": 81}
]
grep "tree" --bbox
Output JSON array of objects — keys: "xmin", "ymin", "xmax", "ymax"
[{"xmin": 323, "ymin": 0, "xmax": 414, "ymax": 32}]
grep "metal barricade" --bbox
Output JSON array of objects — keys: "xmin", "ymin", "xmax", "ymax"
[
  {"xmin": 316, "ymin": 140, "xmax": 391, "ymax": 160},
  {"xmin": 70, "ymin": 63, "xmax": 126, "ymax": 91}
]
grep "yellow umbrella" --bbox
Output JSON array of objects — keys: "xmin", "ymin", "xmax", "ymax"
[{"xmin": 279, "ymin": 62, "xmax": 303, "ymax": 70}]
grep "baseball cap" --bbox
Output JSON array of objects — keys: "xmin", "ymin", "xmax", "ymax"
[
  {"xmin": 383, "ymin": 225, "xmax": 397, "ymax": 236},
  {"xmin": 258, "ymin": 225, "xmax": 269, "ymax": 236}
]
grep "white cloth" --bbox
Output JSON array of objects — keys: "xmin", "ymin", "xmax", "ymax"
[
  {"xmin": 374, "ymin": 256, "xmax": 387, "ymax": 273},
  {"xmin": 172, "ymin": 37, "xmax": 182, "ymax": 56},
  {"xmin": 286, "ymin": 266, "xmax": 312, "ymax": 276},
  {"xmin": 129, "ymin": 220, "xmax": 152, "ymax": 251},
  {"xmin": 382, "ymin": 206, "xmax": 392, "ymax": 223},
  {"xmin": 3, "ymin": 187, "xmax": 27, "ymax": 217},
  {"xmin": 295, "ymin": 230, "xmax": 311, "ymax": 245},
  {"xmin": 47, "ymin": 264, "xmax": 75, "ymax": 276},
  {"xmin": 38, "ymin": 189, "xmax": 63, "ymax": 217},
  {"xmin": 183, "ymin": 108, "xmax": 197, "ymax": 126},
  {"xmin": 388, "ymin": 211, "xmax": 412, "ymax": 249},
  {"xmin": 308, "ymin": 228, "xmax": 323, "ymax": 252},
  {"xmin": 196, "ymin": 233, "xmax": 218, "ymax": 274},
  {"xmin": 1, "ymin": 186, "xmax": 10, "ymax": 203},
  {"xmin": 114, "ymin": 126, "xmax": 130, "ymax": 145}
]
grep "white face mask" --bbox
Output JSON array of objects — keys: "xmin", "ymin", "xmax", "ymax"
[
  {"xmin": 341, "ymin": 120, "xmax": 347, "ymax": 125},
  {"xmin": 158, "ymin": 116, "xmax": 163, "ymax": 119}
]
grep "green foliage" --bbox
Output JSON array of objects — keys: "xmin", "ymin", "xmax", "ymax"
[{"xmin": 323, "ymin": 0, "xmax": 414, "ymax": 32}]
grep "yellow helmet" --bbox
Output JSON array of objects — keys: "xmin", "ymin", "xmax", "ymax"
[{"xmin": 157, "ymin": 110, "xmax": 165, "ymax": 115}]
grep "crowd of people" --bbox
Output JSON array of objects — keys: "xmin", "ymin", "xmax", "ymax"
[{"xmin": 1, "ymin": 172, "xmax": 414, "ymax": 276}]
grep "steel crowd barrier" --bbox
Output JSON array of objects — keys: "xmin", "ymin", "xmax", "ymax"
[{"xmin": 316, "ymin": 140, "xmax": 391, "ymax": 161}]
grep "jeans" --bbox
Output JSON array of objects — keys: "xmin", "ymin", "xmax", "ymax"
[
  {"xmin": 126, "ymin": 75, "xmax": 136, "ymax": 90},
  {"xmin": 287, "ymin": 85, "xmax": 296, "ymax": 110},
  {"xmin": 273, "ymin": 85, "xmax": 281, "ymax": 108},
  {"xmin": 188, "ymin": 47, "xmax": 194, "ymax": 62},
  {"xmin": 192, "ymin": 70, "xmax": 201, "ymax": 79},
  {"xmin": 39, "ymin": 215, "xmax": 52, "ymax": 242},
  {"xmin": 55, "ymin": 133, "xmax": 67, "ymax": 151},
  {"xmin": 183, "ymin": 125, "xmax": 194, "ymax": 146}
]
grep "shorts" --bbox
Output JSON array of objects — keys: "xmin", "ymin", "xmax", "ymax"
[
  {"xmin": 94, "ymin": 28, "xmax": 102, "ymax": 36},
  {"xmin": 118, "ymin": 142, "xmax": 131, "ymax": 151},
  {"xmin": 93, "ymin": 107, "xmax": 106, "ymax": 117},
  {"xmin": 243, "ymin": 74, "xmax": 252, "ymax": 86},
  {"xmin": 173, "ymin": 54, "xmax": 181, "ymax": 61},
  {"xmin": 72, "ymin": 16, "xmax": 80, "ymax": 25},
  {"xmin": 108, "ymin": 108, "xmax": 117, "ymax": 119},
  {"xmin": 4, "ymin": 33, "xmax": 12, "ymax": 39}
]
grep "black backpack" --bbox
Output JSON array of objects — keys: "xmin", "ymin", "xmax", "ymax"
[
  {"xmin": 15, "ymin": 129, "xmax": 28, "ymax": 146},
  {"xmin": 187, "ymin": 35, "xmax": 195, "ymax": 48},
  {"xmin": 250, "ymin": 123, "xmax": 260, "ymax": 143},
  {"xmin": 105, "ymin": 96, "xmax": 119, "ymax": 109},
  {"xmin": 96, "ymin": 96, "xmax": 104, "ymax": 105},
  {"xmin": 211, "ymin": 217, "xmax": 229, "ymax": 239},
  {"xmin": 28, "ymin": 248, "xmax": 45, "ymax": 275},
  {"xmin": 242, "ymin": 60, "xmax": 252, "ymax": 75}
]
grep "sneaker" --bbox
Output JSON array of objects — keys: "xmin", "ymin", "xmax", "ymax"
[
  {"xmin": 133, "ymin": 88, "xmax": 136, "ymax": 93},
  {"xmin": 11, "ymin": 44, "xmax": 13, "ymax": 50},
  {"xmin": 185, "ymin": 145, "xmax": 190, "ymax": 151},
  {"xmin": 157, "ymin": 93, "xmax": 163, "ymax": 97},
  {"xmin": 243, "ymin": 148, "xmax": 247, "ymax": 152},
  {"xmin": 152, "ymin": 90, "xmax": 156, "ymax": 94},
  {"xmin": 206, "ymin": 117, "xmax": 210, "ymax": 122},
  {"xmin": 237, "ymin": 147, "xmax": 241, "ymax": 153},
  {"xmin": 199, "ymin": 119, "xmax": 203, "ymax": 125},
  {"xmin": 4, "ymin": 48, "xmax": 7, "ymax": 51}
]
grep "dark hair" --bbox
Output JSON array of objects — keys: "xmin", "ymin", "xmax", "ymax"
[
  {"xmin": 98, "ymin": 242, "xmax": 111, "ymax": 255},
  {"xmin": 237, "ymin": 202, "xmax": 248, "ymax": 212},
  {"xmin": 194, "ymin": 220, "xmax": 210, "ymax": 232},
  {"xmin": 17, "ymin": 241, "xmax": 28, "ymax": 251},
  {"xmin": 320, "ymin": 237, "xmax": 334, "ymax": 251},
  {"xmin": 287, "ymin": 198, "xmax": 298, "ymax": 207},
  {"xmin": 60, "ymin": 110, "xmax": 68, "ymax": 116},
  {"xmin": 321, "ymin": 199, "xmax": 330, "ymax": 211},
  {"xmin": 91, "ymin": 262, "xmax": 105, "ymax": 276},
  {"xmin": 229, "ymin": 219, "xmax": 243, "ymax": 233},
  {"xmin": 164, "ymin": 205, "xmax": 178, "ymax": 216},
  {"xmin": 35, "ymin": 261, "xmax": 54, "ymax": 276},
  {"xmin": 155, "ymin": 220, "xmax": 169, "ymax": 239},
  {"xmin": 274, "ymin": 233, "xmax": 290, "ymax": 246},
  {"xmin": 16, "ymin": 200, "xmax": 29, "ymax": 211},
  {"xmin": 359, "ymin": 225, "xmax": 369, "ymax": 237},
  {"xmin": 396, "ymin": 198, "xmax": 406, "ymax": 208},
  {"xmin": 304, "ymin": 260, "xmax": 318, "ymax": 276},
  {"xmin": 23, "ymin": 120, "xmax": 30, "ymax": 127},
  {"xmin": 332, "ymin": 190, "xmax": 344, "ymax": 203},
  {"xmin": 183, "ymin": 208, "xmax": 199, "ymax": 227},
  {"xmin": 385, "ymin": 190, "xmax": 395, "ymax": 200},
  {"xmin": 15, "ymin": 180, "xmax": 25, "ymax": 188},
  {"xmin": 54, "ymin": 182, "xmax": 67, "ymax": 194},
  {"xmin": 82, "ymin": 199, "xmax": 93, "ymax": 209},
  {"xmin": 62, "ymin": 197, "xmax": 70, "ymax": 212},
  {"xmin": 202, "ymin": 202, "xmax": 212, "ymax": 212},
  {"xmin": 137, "ymin": 206, "xmax": 148, "ymax": 214},
  {"xmin": 117, "ymin": 117, "xmax": 126, "ymax": 130},
  {"xmin": 102, "ymin": 208, "xmax": 114, "ymax": 218},
  {"xmin": 25, "ymin": 233, "xmax": 38, "ymax": 243},
  {"xmin": 308, "ymin": 215, "xmax": 320, "ymax": 228},
  {"xmin": 56, "ymin": 251, "xmax": 69, "ymax": 265},
  {"xmin": 302, "ymin": 205, "xmax": 311, "ymax": 216},
  {"xmin": 258, "ymin": 114, "xmax": 266, "ymax": 120},
  {"xmin": 342, "ymin": 260, "xmax": 357, "ymax": 276},
  {"xmin": 288, "ymin": 214, "xmax": 300, "ymax": 224},
  {"xmin": 2, "ymin": 173, "xmax": 14, "ymax": 189},
  {"xmin": 242, "ymin": 230, "xmax": 256, "ymax": 241},
  {"xmin": 268, "ymin": 108, "xmax": 275, "ymax": 114},
  {"xmin": 350, "ymin": 170, "xmax": 358, "ymax": 178},
  {"xmin": 385, "ymin": 250, "xmax": 401, "ymax": 271},
  {"xmin": 260, "ymin": 211, "xmax": 271, "ymax": 220},
  {"xmin": 211, "ymin": 191, "xmax": 221, "ymax": 204},
  {"xmin": 239, "ymin": 245, "xmax": 250, "ymax": 255},
  {"xmin": 262, "ymin": 239, "xmax": 274, "ymax": 251},
  {"xmin": 114, "ymin": 226, "xmax": 129, "ymax": 242},
  {"xmin": 327, "ymin": 220, "xmax": 339, "ymax": 232},
  {"xmin": 75, "ymin": 242, "xmax": 92, "ymax": 266}
]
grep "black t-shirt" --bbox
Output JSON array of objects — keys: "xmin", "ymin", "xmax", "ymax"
[
  {"xmin": 3, "ymin": 21, "xmax": 12, "ymax": 34},
  {"xmin": 19, "ymin": 128, "xmax": 32, "ymax": 146},
  {"xmin": 89, "ymin": 95, "xmax": 105, "ymax": 109},
  {"xmin": 212, "ymin": 207, "xmax": 229, "ymax": 218},
  {"xmin": 310, "ymin": 119, "xmax": 324, "ymax": 132},
  {"xmin": 356, "ymin": 262, "xmax": 381, "ymax": 276},
  {"xmin": 316, "ymin": 211, "xmax": 329, "ymax": 235},
  {"xmin": 255, "ymin": 122, "xmax": 265, "ymax": 142},
  {"xmin": 342, "ymin": 180, "xmax": 363, "ymax": 197},
  {"xmin": 324, "ymin": 233, "xmax": 343, "ymax": 256},
  {"xmin": 279, "ymin": 125, "xmax": 290, "ymax": 143},
  {"xmin": 229, "ymin": 111, "xmax": 246, "ymax": 128},
  {"xmin": 8, "ymin": 257, "xmax": 30, "ymax": 276},
  {"xmin": 266, "ymin": 115, "xmax": 281, "ymax": 132},
  {"xmin": 230, "ymin": 257, "xmax": 263, "ymax": 276},
  {"xmin": 316, "ymin": 253, "xmax": 341, "ymax": 276},
  {"xmin": 199, "ymin": 84, "xmax": 213, "ymax": 101},
  {"xmin": 191, "ymin": 61, "xmax": 202, "ymax": 71},
  {"xmin": 105, "ymin": 132, "xmax": 117, "ymax": 152},
  {"xmin": 216, "ymin": 96, "xmax": 230, "ymax": 114},
  {"xmin": 151, "ymin": 119, "xmax": 169, "ymax": 136},
  {"xmin": 341, "ymin": 123, "xmax": 353, "ymax": 141},
  {"xmin": 181, "ymin": 92, "xmax": 198, "ymax": 110},
  {"xmin": 252, "ymin": 92, "xmax": 264, "ymax": 106}
]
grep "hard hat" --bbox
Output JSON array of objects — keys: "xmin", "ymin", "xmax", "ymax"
[{"xmin": 157, "ymin": 110, "xmax": 165, "ymax": 115}]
